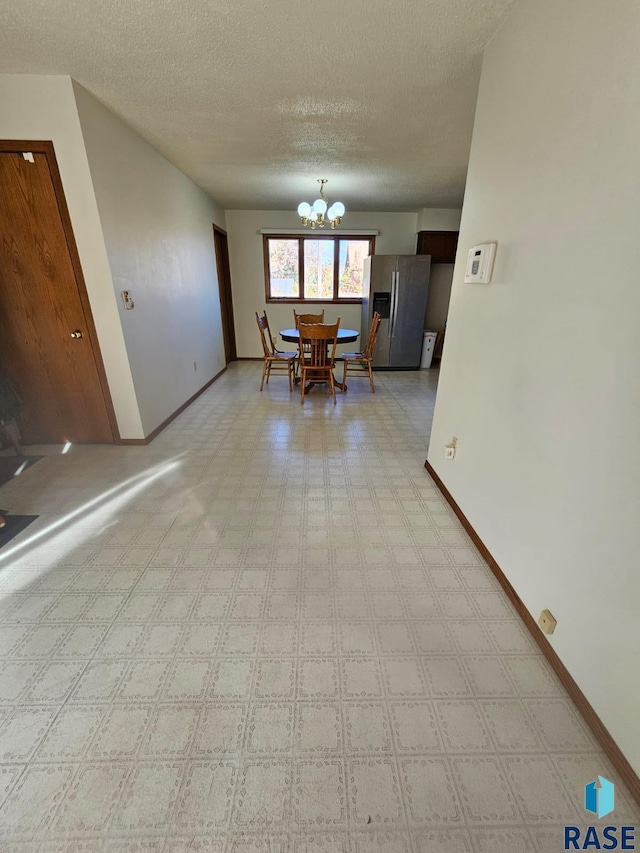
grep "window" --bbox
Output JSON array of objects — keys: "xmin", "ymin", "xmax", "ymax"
[{"xmin": 264, "ymin": 235, "xmax": 375, "ymax": 303}]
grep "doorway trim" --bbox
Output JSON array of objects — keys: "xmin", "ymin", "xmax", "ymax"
[
  {"xmin": 213, "ymin": 224, "xmax": 237, "ymax": 364},
  {"xmin": 0, "ymin": 139, "xmax": 119, "ymax": 443}
]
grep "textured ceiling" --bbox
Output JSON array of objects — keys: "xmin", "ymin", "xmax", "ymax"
[{"xmin": 0, "ymin": 0, "xmax": 516, "ymax": 211}]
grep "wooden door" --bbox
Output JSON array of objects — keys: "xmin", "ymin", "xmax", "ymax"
[
  {"xmin": 0, "ymin": 145, "xmax": 115, "ymax": 444},
  {"xmin": 213, "ymin": 225, "xmax": 237, "ymax": 363}
]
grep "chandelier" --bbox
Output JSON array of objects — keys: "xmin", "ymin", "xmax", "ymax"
[{"xmin": 297, "ymin": 179, "xmax": 345, "ymax": 229}]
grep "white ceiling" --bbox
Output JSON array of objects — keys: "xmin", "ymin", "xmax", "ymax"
[{"xmin": 0, "ymin": 0, "xmax": 516, "ymax": 211}]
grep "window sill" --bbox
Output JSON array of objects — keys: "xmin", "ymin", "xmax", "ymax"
[{"xmin": 266, "ymin": 297, "xmax": 363, "ymax": 305}]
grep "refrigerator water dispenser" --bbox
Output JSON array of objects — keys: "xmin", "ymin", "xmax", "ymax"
[{"xmin": 372, "ymin": 292, "xmax": 391, "ymax": 318}]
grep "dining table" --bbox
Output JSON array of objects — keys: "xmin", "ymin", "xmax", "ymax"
[{"xmin": 279, "ymin": 327, "xmax": 359, "ymax": 393}]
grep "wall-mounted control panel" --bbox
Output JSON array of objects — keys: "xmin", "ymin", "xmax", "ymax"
[
  {"xmin": 464, "ymin": 242, "xmax": 497, "ymax": 284},
  {"xmin": 121, "ymin": 290, "xmax": 135, "ymax": 310}
]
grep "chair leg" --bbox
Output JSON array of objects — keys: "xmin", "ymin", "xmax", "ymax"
[
  {"xmin": 260, "ymin": 359, "xmax": 267, "ymax": 391},
  {"xmin": 300, "ymin": 368, "xmax": 305, "ymax": 404},
  {"xmin": 329, "ymin": 371, "xmax": 337, "ymax": 405},
  {"xmin": 342, "ymin": 359, "xmax": 348, "ymax": 391},
  {"xmin": 288, "ymin": 361, "xmax": 293, "ymax": 392},
  {"xmin": 368, "ymin": 360, "xmax": 375, "ymax": 393}
]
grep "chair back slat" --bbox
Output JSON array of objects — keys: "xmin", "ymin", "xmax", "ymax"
[
  {"xmin": 364, "ymin": 311, "xmax": 382, "ymax": 358},
  {"xmin": 294, "ymin": 310, "xmax": 325, "ymax": 328},
  {"xmin": 256, "ymin": 312, "xmax": 273, "ymax": 357},
  {"xmin": 258, "ymin": 310, "xmax": 280, "ymax": 354}
]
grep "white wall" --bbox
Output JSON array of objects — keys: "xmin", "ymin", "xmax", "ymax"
[
  {"xmin": 418, "ymin": 208, "xmax": 462, "ymax": 232},
  {"xmin": 73, "ymin": 83, "xmax": 227, "ymax": 437},
  {"xmin": 429, "ymin": 0, "xmax": 640, "ymax": 771},
  {"xmin": 226, "ymin": 210, "xmax": 419, "ymax": 357},
  {"xmin": 425, "ymin": 264, "xmax": 454, "ymax": 333},
  {"xmin": 418, "ymin": 209, "xmax": 461, "ymax": 333},
  {"xmin": 0, "ymin": 75, "xmax": 143, "ymax": 438}
]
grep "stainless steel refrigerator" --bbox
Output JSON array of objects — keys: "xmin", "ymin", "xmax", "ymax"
[{"xmin": 361, "ymin": 254, "xmax": 431, "ymax": 368}]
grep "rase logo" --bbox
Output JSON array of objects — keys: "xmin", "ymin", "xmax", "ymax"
[
  {"xmin": 586, "ymin": 777, "xmax": 616, "ymax": 819},
  {"xmin": 564, "ymin": 777, "xmax": 636, "ymax": 850}
]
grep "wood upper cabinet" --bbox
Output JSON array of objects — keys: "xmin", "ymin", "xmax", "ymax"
[{"xmin": 416, "ymin": 230, "xmax": 459, "ymax": 264}]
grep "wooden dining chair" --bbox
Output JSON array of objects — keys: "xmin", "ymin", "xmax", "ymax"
[
  {"xmin": 298, "ymin": 319, "xmax": 341, "ymax": 405},
  {"xmin": 293, "ymin": 310, "xmax": 325, "ymax": 375},
  {"xmin": 341, "ymin": 311, "xmax": 382, "ymax": 393},
  {"xmin": 255, "ymin": 311, "xmax": 297, "ymax": 391}
]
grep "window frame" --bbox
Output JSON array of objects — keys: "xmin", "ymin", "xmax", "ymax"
[{"xmin": 263, "ymin": 233, "xmax": 376, "ymax": 304}]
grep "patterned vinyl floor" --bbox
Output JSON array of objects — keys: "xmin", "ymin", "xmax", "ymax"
[{"xmin": 0, "ymin": 362, "xmax": 637, "ymax": 851}]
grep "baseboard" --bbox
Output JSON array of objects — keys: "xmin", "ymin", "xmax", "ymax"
[
  {"xmin": 118, "ymin": 368, "xmax": 227, "ymax": 446},
  {"xmin": 424, "ymin": 459, "xmax": 640, "ymax": 806}
]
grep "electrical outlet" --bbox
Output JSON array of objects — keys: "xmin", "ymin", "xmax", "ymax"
[
  {"xmin": 444, "ymin": 436, "xmax": 458, "ymax": 460},
  {"xmin": 539, "ymin": 609, "xmax": 557, "ymax": 635}
]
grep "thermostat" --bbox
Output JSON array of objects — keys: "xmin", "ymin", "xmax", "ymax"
[{"xmin": 464, "ymin": 242, "xmax": 497, "ymax": 284}]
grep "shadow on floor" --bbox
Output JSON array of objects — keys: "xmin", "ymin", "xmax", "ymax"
[
  {"xmin": 0, "ymin": 510, "xmax": 39, "ymax": 551},
  {"xmin": 0, "ymin": 455, "xmax": 42, "ymax": 487}
]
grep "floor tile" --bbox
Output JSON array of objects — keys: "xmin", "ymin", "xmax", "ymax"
[
  {"xmin": 0, "ymin": 763, "xmax": 75, "ymax": 835},
  {"xmin": 450, "ymin": 756, "xmax": 520, "ymax": 824},
  {"xmin": 192, "ymin": 703, "xmax": 247, "ymax": 756},
  {"xmin": 232, "ymin": 760, "xmax": 291, "ymax": 828},
  {"xmin": 91, "ymin": 705, "xmax": 152, "ymax": 758},
  {"xmin": 412, "ymin": 829, "xmax": 473, "ymax": 851},
  {"xmin": 54, "ymin": 762, "xmax": 130, "ymax": 833},
  {"xmin": 115, "ymin": 762, "xmax": 185, "ymax": 832},
  {"xmin": 292, "ymin": 760, "xmax": 346, "ymax": 827},
  {"xmin": 247, "ymin": 703, "xmax": 294, "ymax": 754},
  {"xmin": 174, "ymin": 761, "xmax": 237, "ymax": 831},
  {"xmin": 389, "ymin": 701, "xmax": 443, "ymax": 753},
  {"xmin": 298, "ymin": 659, "xmax": 339, "ymax": 699},
  {"xmin": 502, "ymin": 755, "xmax": 579, "ymax": 823},
  {"xmin": 0, "ymin": 707, "xmax": 57, "ymax": 762},
  {"xmin": 347, "ymin": 758, "xmax": 404, "ymax": 826},
  {"xmin": 141, "ymin": 705, "xmax": 200, "ymax": 757},
  {"xmin": 343, "ymin": 702, "xmax": 392, "ymax": 754},
  {"xmin": 340, "ymin": 659, "xmax": 384, "ymax": 699},
  {"xmin": 294, "ymin": 703, "xmax": 342, "ymax": 755},
  {"xmin": 36, "ymin": 705, "xmax": 104, "ymax": 761},
  {"xmin": 400, "ymin": 757, "xmax": 463, "ymax": 825},
  {"xmin": 479, "ymin": 699, "xmax": 542, "ymax": 752}
]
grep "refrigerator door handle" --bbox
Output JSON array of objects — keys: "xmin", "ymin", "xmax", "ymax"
[{"xmin": 390, "ymin": 271, "xmax": 399, "ymax": 339}]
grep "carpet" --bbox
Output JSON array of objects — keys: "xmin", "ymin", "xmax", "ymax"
[
  {"xmin": 0, "ymin": 455, "xmax": 42, "ymax": 487},
  {"xmin": 0, "ymin": 511, "xmax": 38, "ymax": 551}
]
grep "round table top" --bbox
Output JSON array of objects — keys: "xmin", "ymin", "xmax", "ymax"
[{"xmin": 280, "ymin": 328, "xmax": 359, "ymax": 344}]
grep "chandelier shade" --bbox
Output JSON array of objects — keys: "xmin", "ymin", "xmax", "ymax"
[{"xmin": 297, "ymin": 179, "xmax": 345, "ymax": 229}]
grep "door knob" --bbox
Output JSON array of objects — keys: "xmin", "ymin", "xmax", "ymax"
[{"xmin": 70, "ymin": 330, "xmax": 83, "ymax": 339}]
